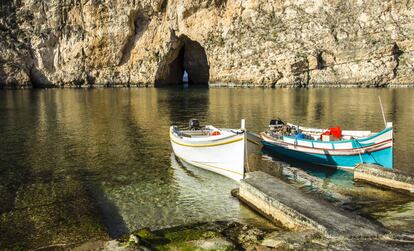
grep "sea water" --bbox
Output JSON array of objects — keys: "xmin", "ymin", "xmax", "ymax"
[{"xmin": 1, "ymin": 88, "xmax": 413, "ymax": 248}]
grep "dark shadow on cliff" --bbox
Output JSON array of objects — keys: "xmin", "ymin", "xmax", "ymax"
[
  {"xmin": 0, "ymin": 63, "xmax": 6, "ymax": 89},
  {"xmin": 155, "ymin": 35, "xmax": 209, "ymax": 87},
  {"xmin": 30, "ymin": 67, "xmax": 54, "ymax": 88},
  {"xmin": 119, "ymin": 11, "xmax": 150, "ymax": 66}
]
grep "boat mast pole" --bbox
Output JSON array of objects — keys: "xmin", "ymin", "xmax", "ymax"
[{"xmin": 378, "ymin": 96, "xmax": 387, "ymax": 127}]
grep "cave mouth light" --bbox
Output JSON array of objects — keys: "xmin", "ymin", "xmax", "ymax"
[{"xmin": 183, "ymin": 70, "xmax": 189, "ymax": 83}]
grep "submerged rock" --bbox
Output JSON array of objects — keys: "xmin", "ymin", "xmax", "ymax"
[
  {"xmin": 261, "ymin": 230, "xmax": 322, "ymax": 249},
  {"xmin": 84, "ymin": 221, "xmax": 414, "ymax": 250},
  {"xmin": 111, "ymin": 221, "xmax": 271, "ymax": 250},
  {"xmin": 166, "ymin": 237, "xmax": 235, "ymax": 250},
  {"xmin": 129, "ymin": 234, "xmax": 140, "ymax": 244},
  {"xmin": 0, "ymin": 176, "xmax": 109, "ymax": 250}
]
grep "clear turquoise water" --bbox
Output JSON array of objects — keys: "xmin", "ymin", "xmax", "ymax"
[{"xmin": 1, "ymin": 88, "xmax": 413, "ymax": 248}]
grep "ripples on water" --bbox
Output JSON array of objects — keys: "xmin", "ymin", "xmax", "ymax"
[{"xmin": 0, "ymin": 88, "xmax": 413, "ymax": 248}]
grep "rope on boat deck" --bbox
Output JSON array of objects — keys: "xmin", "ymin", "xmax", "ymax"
[{"xmin": 355, "ymin": 139, "xmax": 364, "ymax": 165}]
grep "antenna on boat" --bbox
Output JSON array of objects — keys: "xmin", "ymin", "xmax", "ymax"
[
  {"xmin": 241, "ymin": 118, "xmax": 249, "ymax": 178},
  {"xmin": 378, "ymin": 96, "xmax": 387, "ymax": 127}
]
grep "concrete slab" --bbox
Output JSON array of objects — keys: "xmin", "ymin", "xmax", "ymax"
[
  {"xmin": 237, "ymin": 171, "xmax": 387, "ymax": 237},
  {"xmin": 354, "ymin": 164, "xmax": 414, "ymax": 194}
]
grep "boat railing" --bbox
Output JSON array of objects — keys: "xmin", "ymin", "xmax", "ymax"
[
  {"xmin": 172, "ymin": 126, "xmax": 212, "ymax": 138},
  {"xmin": 267, "ymin": 131, "xmax": 284, "ymax": 140}
]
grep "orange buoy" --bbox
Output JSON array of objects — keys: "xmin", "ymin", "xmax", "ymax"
[{"xmin": 211, "ymin": 131, "xmax": 221, "ymax": 136}]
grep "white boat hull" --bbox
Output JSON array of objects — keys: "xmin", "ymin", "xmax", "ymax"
[{"xmin": 170, "ymin": 128, "xmax": 261, "ymax": 181}]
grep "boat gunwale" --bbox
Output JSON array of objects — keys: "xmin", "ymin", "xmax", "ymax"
[
  {"xmin": 263, "ymin": 126, "xmax": 392, "ymax": 145},
  {"xmin": 170, "ymin": 126, "xmax": 244, "ymax": 141},
  {"xmin": 170, "ymin": 130, "xmax": 244, "ymax": 147},
  {"xmin": 261, "ymin": 133, "xmax": 392, "ymax": 155},
  {"xmin": 262, "ymin": 138, "xmax": 392, "ymax": 156}
]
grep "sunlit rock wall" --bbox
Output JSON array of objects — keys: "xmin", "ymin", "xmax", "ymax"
[{"xmin": 0, "ymin": 0, "xmax": 413, "ymax": 88}]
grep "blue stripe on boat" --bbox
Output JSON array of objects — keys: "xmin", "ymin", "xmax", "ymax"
[{"xmin": 262, "ymin": 141, "xmax": 393, "ymax": 169}]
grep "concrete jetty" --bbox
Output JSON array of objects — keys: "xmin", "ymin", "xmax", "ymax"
[
  {"xmin": 235, "ymin": 171, "xmax": 387, "ymax": 237},
  {"xmin": 354, "ymin": 164, "xmax": 414, "ymax": 194}
]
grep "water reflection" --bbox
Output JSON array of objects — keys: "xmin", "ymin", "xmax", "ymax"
[
  {"xmin": 0, "ymin": 88, "xmax": 414, "ymax": 248},
  {"xmin": 170, "ymin": 153, "xmax": 274, "ymax": 228},
  {"xmin": 207, "ymin": 88, "xmax": 414, "ymax": 173},
  {"xmin": 158, "ymin": 87, "xmax": 210, "ymax": 126}
]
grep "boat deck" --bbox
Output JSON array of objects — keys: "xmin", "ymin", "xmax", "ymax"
[{"xmin": 173, "ymin": 127, "xmax": 239, "ymax": 139}]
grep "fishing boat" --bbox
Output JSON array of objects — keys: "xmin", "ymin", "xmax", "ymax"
[
  {"xmin": 261, "ymin": 118, "xmax": 393, "ymax": 169},
  {"xmin": 170, "ymin": 119, "xmax": 261, "ymax": 181}
]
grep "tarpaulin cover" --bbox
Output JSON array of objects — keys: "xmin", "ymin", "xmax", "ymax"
[{"xmin": 320, "ymin": 127, "xmax": 342, "ymax": 139}]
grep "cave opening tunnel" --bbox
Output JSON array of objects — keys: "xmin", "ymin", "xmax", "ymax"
[{"xmin": 155, "ymin": 36, "xmax": 210, "ymax": 87}]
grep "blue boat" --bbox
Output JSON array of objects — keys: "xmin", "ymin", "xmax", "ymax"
[{"xmin": 261, "ymin": 119, "xmax": 393, "ymax": 169}]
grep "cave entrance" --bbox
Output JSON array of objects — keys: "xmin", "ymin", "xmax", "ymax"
[{"xmin": 155, "ymin": 36, "xmax": 209, "ymax": 86}]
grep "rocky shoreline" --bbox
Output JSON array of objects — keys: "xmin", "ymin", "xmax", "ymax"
[
  {"xmin": 1, "ymin": 82, "xmax": 414, "ymax": 89},
  {"xmin": 65, "ymin": 221, "xmax": 414, "ymax": 251}
]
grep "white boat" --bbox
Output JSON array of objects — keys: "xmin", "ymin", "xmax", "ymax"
[{"xmin": 170, "ymin": 119, "xmax": 261, "ymax": 181}]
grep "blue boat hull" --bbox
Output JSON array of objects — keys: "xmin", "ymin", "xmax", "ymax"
[{"xmin": 262, "ymin": 141, "xmax": 393, "ymax": 169}]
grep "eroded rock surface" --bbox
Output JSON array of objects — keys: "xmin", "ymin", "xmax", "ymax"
[
  {"xmin": 1, "ymin": 0, "xmax": 413, "ymax": 88},
  {"xmin": 71, "ymin": 221, "xmax": 414, "ymax": 251}
]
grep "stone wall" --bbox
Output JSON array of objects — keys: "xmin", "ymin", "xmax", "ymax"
[{"xmin": 0, "ymin": 0, "xmax": 413, "ymax": 88}]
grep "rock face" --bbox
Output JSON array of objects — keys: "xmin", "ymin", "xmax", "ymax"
[
  {"xmin": 0, "ymin": 0, "xmax": 413, "ymax": 88},
  {"xmin": 74, "ymin": 221, "xmax": 414, "ymax": 251}
]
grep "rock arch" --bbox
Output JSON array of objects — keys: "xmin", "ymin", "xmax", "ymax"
[{"xmin": 155, "ymin": 35, "xmax": 209, "ymax": 86}]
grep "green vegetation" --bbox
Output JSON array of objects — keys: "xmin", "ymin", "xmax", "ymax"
[
  {"xmin": 129, "ymin": 224, "xmax": 236, "ymax": 250},
  {"xmin": 164, "ymin": 229, "xmax": 220, "ymax": 242}
]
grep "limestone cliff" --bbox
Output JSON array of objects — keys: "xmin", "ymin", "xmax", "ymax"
[{"xmin": 0, "ymin": 0, "xmax": 413, "ymax": 88}]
